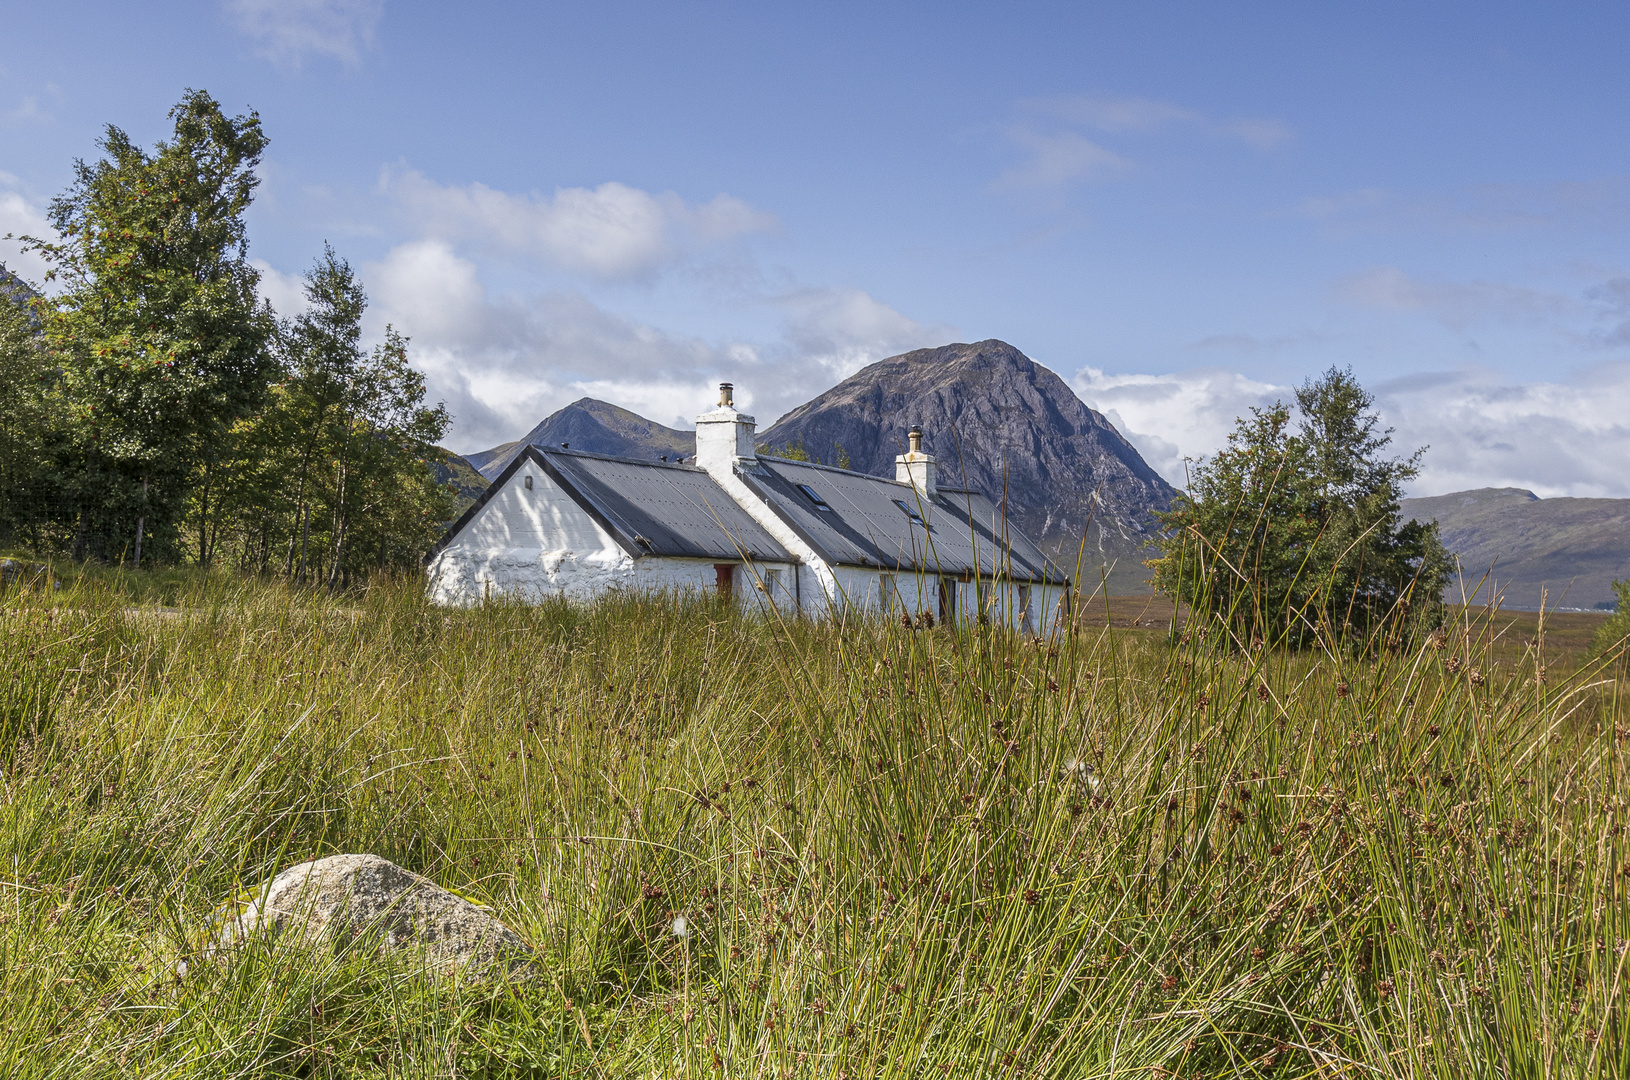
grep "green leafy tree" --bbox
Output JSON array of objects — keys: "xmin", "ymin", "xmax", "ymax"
[
  {"xmin": 22, "ymin": 89, "xmax": 275, "ymax": 565},
  {"xmin": 1589, "ymin": 580, "xmax": 1630, "ymax": 660},
  {"xmin": 1149, "ymin": 367, "xmax": 1449, "ymax": 647},
  {"xmin": 220, "ymin": 249, "xmax": 453, "ymax": 584},
  {"xmin": 0, "ymin": 267, "xmax": 68, "ymax": 549}
]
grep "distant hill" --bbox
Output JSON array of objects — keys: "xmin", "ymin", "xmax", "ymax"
[
  {"xmin": 431, "ymin": 452, "xmax": 490, "ymax": 517},
  {"xmin": 1400, "ymin": 487, "xmax": 1630, "ymax": 610},
  {"xmin": 760, "ymin": 340, "xmax": 1178, "ymax": 591},
  {"xmin": 467, "ymin": 398, "xmax": 693, "ymax": 478}
]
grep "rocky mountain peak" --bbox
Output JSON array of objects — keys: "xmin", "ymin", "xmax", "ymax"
[{"xmin": 758, "ymin": 340, "xmax": 1177, "ymax": 587}]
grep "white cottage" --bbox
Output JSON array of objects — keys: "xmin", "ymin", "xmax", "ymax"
[{"xmin": 427, "ymin": 385, "xmax": 1070, "ymax": 633}]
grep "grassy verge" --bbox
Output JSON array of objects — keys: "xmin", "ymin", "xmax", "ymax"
[{"xmin": 2, "ymin": 573, "xmax": 1626, "ymax": 1077}]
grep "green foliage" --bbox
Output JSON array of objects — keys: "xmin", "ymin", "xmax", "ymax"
[
  {"xmin": 21, "ymin": 90, "xmax": 275, "ymax": 564},
  {"xmin": 0, "ymin": 269, "xmax": 69, "ymax": 549},
  {"xmin": 3, "ymin": 92, "xmax": 455, "ymax": 578},
  {"xmin": 1590, "ymin": 579, "xmax": 1630, "ymax": 659},
  {"xmin": 0, "ymin": 575, "xmax": 1624, "ymax": 1076},
  {"xmin": 1149, "ymin": 367, "xmax": 1450, "ymax": 647},
  {"xmin": 220, "ymin": 248, "xmax": 453, "ymax": 582},
  {"xmin": 766, "ymin": 436, "xmax": 812, "ymax": 461}
]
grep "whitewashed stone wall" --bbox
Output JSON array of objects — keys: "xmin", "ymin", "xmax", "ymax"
[{"xmin": 426, "ymin": 465, "xmax": 794, "ymax": 608}]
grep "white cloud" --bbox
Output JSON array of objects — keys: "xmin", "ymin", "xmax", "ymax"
[
  {"xmin": 225, "ymin": 0, "xmax": 383, "ymax": 67},
  {"xmin": 382, "ymin": 167, "xmax": 776, "ymax": 280},
  {"xmin": 250, "ymin": 259, "xmax": 309, "ymax": 319},
  {"xmin": 1071, "ymin": 366, "xmax": 1286, "ymax": 486},
  {"xmin": 773, "ymin": 287, "xmax": 951, "ymax": 384},
  {"xmin": 996, "ymin": 130, "xmax": 1127, "ymax": 190},
  {"xmin": 1070, "ymin": 357, "xmax": 1630, "ymax": 500},
  {"xmin": 1378, "ymin": 364, "xmax": 1630, "ymax": 498},
  {"xmin": 0, "ymin": 174, "xmax": 54, "ymax": 284},
  {"xmin": 1211, "ymin": 116, "xmax": 1293, "ymax": 150},
  {"xmin": 4, "ymin": 84, "xmax": 62, "ymax": 126},
  {"xmin": 354, "ymin": 240, "xmax": 938, "ymax": 451}
]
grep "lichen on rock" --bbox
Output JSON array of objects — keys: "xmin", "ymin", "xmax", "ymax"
[{"xmin": 216, "ymin": 854, "xmax": 533, "ymax": 976}]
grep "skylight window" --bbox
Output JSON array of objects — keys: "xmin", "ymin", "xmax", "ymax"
[
  {"xmin": 797, "ymin": 483, "xmax": 833, "ymax": 511},
  {"xmin": 892, "ymin": 498, "xmax": 923, "ymax": 522}
]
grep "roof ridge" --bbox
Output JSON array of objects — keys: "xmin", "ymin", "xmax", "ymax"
[
  {"xmin": 540, "ymin": 446, "xmax": 698, "ymax": 470},
  {"xmin": 757, "ymin": 454, "xmax": 909, "ymax": 484}
]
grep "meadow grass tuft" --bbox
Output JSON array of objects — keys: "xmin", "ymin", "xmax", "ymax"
[{"xmin": 1, "ymin": 571, "xmax": 1626, "ymax": 1077}]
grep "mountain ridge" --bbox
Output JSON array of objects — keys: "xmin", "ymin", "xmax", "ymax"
[{"xmin": 1401, "ymin": 487, "xmax": 1630, "ymax": 610}]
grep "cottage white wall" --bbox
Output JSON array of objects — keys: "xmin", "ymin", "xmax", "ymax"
[
  {"xmin": 820, "ymin": 565, "xmax": 1065, "ymax": 635},
  {"xmin": 427, "ymin": 464, "xmax": 799, "ymax": 609},
  {"xmin": 427, "ymin": 465, "xmax": 634, "ymax": 606}
]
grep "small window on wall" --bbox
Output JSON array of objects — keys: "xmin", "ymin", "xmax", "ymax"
[
  {"xmin": 764, "ymin": 568, "xmax": 782, "ymax": 607},
  {"xmin": 879, "ymin": 573, "xmax": 897, "ymax": 612},
  {"xmin": 938, "ymin": 578, "xmax": 956, "ymax": 625},
  {"xmin": 524, "ymin": 474, "xmax": 534, "ymax": 490},
  {"xmin": 976, "ymin": 580, "xmax": 992, "ymax": 625},
  {"xmin": 714, "ymin": 563, "xmax": 735, "ymax": 595},
  {"xmin": 1019, "ymin": 585, "xmax": 1035, "ymax": 635}
]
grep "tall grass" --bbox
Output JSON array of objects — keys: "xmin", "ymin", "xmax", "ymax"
[{"xmin": 1, "ymin": 571, "xmax": 1625, "ymax": 1077}]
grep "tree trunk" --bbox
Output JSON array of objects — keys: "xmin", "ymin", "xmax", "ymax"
[
  {"xmin": 326, "ymin": 463, "xmax": 348, "ymax": 591},
  {"xmin": 132, "ymin": 477, "xmax": 148, "ymax": 569},
  {"xmin": 296, "ymin": 503, "xmax": 311, "ymax": 583}
]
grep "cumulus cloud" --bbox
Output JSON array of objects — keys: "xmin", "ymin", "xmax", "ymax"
[
  {"xmin": 352, "ymin": 240, "xmax": 941, "ymax": 452},
  {"xmin": 225, "ymin": 0, "xmax": 383, "ymax": 67},
  {"xmin": 250, "ymin": 259, "xmax": 310, "ymax": 319},
  {"xmin": 382, "ymin": 167, "xmax": 776, "ymax": 280},
  {"xmin": 1071, "ymin": 366, "xmax": 1286, "ymax": 486},
  {"xmin": 1070, "ymin": 357, "xmax": 1630, "ymax": 500},
  {"xmin": 773, "ymin": 287, "xmax": 951, "ymax": 383},
  {"xmin": 1377, "ymin": 364, "xmax": 1630, "ymax": 499},
  {"xmin": 0, "ymin": 174, "xmax": 54, "ymax": 284}
]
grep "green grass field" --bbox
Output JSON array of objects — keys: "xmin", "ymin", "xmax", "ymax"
[{"xmin": 2, "ymin": 572, "xmax": 1626, "ymax": 1078}]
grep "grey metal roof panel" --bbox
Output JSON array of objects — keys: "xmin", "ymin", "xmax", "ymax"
[
  {"xmin": 745, "ymin": 457, "xmax": 1064, "ymax": 582},
  {"xmin": 540, "ymin": 449, "xmax": 792, "ymax": 562}
]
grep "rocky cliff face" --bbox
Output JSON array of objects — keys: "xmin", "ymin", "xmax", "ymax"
[
  {"xmin": 467, "ymin": 398, "xmax": 693, "ymax": 479},
  {"xmin": 759, "ymin": 340, "xmax": 1177, "ymax": 587}
]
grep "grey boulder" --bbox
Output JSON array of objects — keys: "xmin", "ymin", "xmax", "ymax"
[{"xmin": 218, "ymin": 854, "xmax": 532, "ymax": 975}]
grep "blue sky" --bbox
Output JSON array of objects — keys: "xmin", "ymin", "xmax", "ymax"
[{"xmin": 4, "ymin": 2, "xmax": 1629, "ymax": 497}]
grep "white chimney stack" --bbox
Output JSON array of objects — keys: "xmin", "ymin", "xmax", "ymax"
[
  {"xmin": 895, "ymin": 425, "xmax": 937, "ymax": 499},
  {"xmin": 694, "ymin": 382, "xmax": 757, "ymax": 474}
]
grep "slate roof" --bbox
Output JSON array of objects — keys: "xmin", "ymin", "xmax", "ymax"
[
  {"xmin": 739, "ymin": 457, "xmax": 1066, "ymax": 583},
  {"xmin": 433, "ymin": 445, "xmax": 794, "ymax": 562}
]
